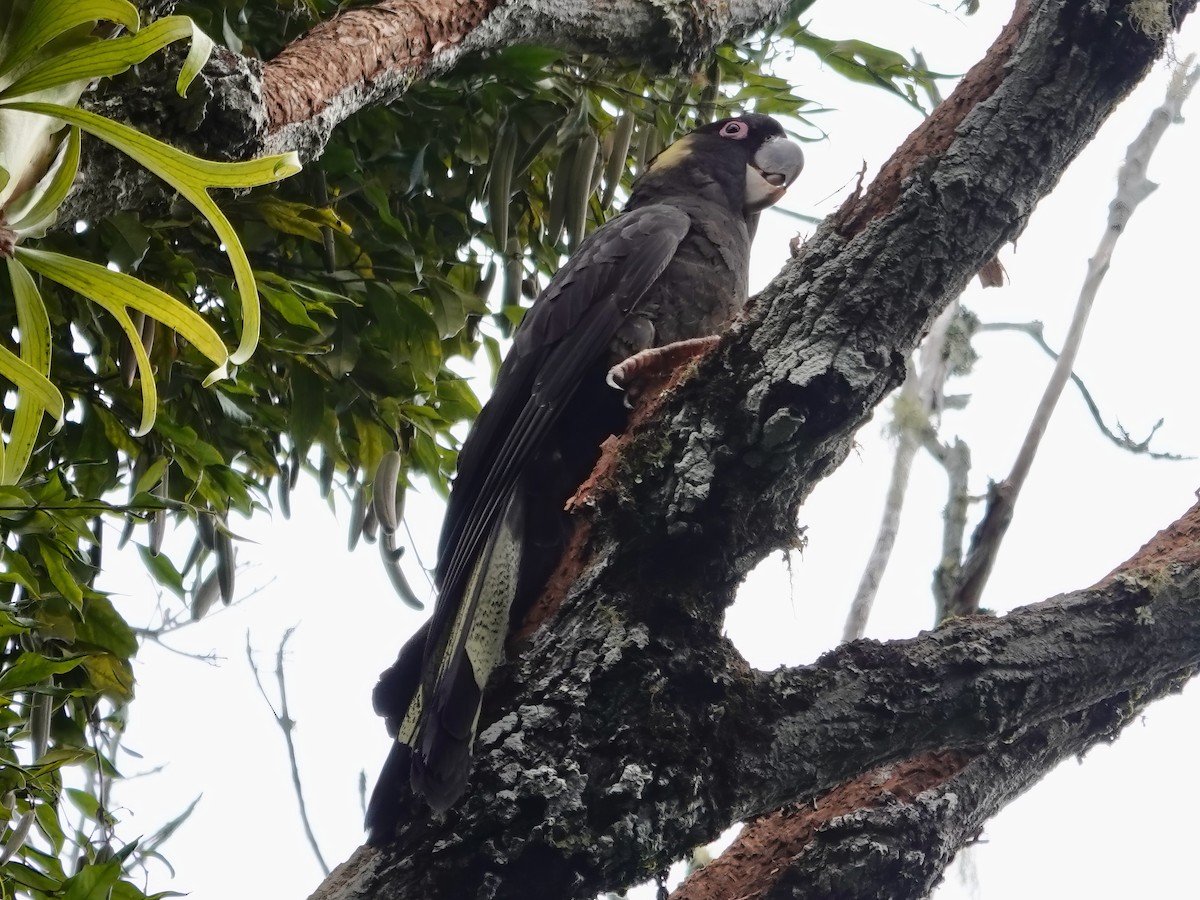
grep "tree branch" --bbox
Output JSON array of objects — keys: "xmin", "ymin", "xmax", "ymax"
[
  {"xmin": 978, "ymin": 320, "xmax": 1188, "ymax": 460},
  {"xmin": 247, "ymin": 629, "xmax": 331, "ymax": 877}
]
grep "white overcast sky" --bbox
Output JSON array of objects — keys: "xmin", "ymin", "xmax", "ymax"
[{"xmin": 93, "ymin": 3, "xmax": 1200, "ymax": 899}]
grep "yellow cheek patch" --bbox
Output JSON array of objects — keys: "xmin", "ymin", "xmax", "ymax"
[{"xmin": 650, "ymin": 136, "xmax": 693, "ymax": 171}]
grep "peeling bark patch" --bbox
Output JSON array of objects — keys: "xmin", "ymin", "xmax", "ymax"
[
  {"xmin": 516, "ymin": 353, "xmax": 720, "ymax": 639},
  {"xmin": 1097, "ymin": 499, "xmax": 1200, "ymax": 587},
  {"xmin": 831, "ymin": 0, "xmax": 1032, "ymax": 237},
  {"xmin": 672, "ymin": 751, "xmax": 972, "ymax": 900},
  {"xmin": 263, "ymin": 0, "xmax": 499, "ymax": 128}
]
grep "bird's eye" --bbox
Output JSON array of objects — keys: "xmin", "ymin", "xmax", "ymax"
[{"xmin": 720, "ymin": 120, "xmax": 749, "ymax": 140}]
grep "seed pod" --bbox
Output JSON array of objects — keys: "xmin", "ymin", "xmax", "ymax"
[
  {"xmin": 191, "ymin": 569, "xmax": 221, "ymax": 621},
  {"xmin": 215, "ymin": 520, "xmax": 235, "ymax": 606},
  {"xmin": 634, "ymin": 121, "xmax": 660, "ymax": 176},
  {"xmin": 565, "ymin": 130, "xmax": 599, "ymax": 251},
  {"xmin": 181, "ymin": 535, "xmax": 204, "ymax": 578},
  {"xmin": 119, "ymin": 313, "xmax": 144, "ymax": 388},
  {"xmin": 197, "ymin": 510, "xmax": 216, "ymax": 550},
  {"xmin": 362, "ymin": 500, "xmax": 379, "ymax": 545},
  {"xmin": 487, "ymin": 119, "xmax": 518, "ymax": 253},
  {"xmin": 600, "ymin": 111, "xmax": 636, "ymax": 210},
  {"xmin": 545, "ymin": 139, "xmax": 579, "ymax": 246},
  {"xmin": 276, "ymin": 470, "xmax": 291, "ymax": 520},
  {"xmin": 348, "ymin": 481, "xmax": 367, "ymax": 551},
  {"xmin": 372, "ymin": 450, "xmax": 403, "ymax": 534},
  {"xmin": 139, "ymin": 312, "xmax": 157, "ymax": 360},
  {"xmin": 499, "ymin": 254, "xmax": 523, "ymax": 338},
  {"xmin": 319, "ymin": 449, "xmax": 335, "ymax": 499},
  {"xmin": 148, "ymin": 465, "xmax": 169, "ymax": 557},
  {"xmin": 88, "ymin": 517, "xmax": 102, "ymax": 573},
  {"xmin": 380, "ymin": 531, "xmax": 423, "ymax": 610}
]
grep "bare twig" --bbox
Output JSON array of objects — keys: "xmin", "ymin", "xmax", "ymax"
[
  {"xmin": 246, "ymin": 629, "xmax": 330, "ymax": 875},
  {"xmin": 978, "ymin": 320, "xmax": 1189, "ymax": 460},
  {"xmin": 947, "ymin": 58, "xmax": 1200, "ymax": 617},
  {"xmin": 843, "ymin": 300, "xmax": 960, "ymax": 640}
]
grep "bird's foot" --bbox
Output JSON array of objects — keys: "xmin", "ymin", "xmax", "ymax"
[{"xmin": 606, "ymin": 336, "xmax": 721, "ymax": 408}]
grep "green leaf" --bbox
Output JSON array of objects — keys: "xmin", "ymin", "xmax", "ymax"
[
  {"xmin": 137, "ymin": 545, "xmax": 185, "ymax": 599},
  {"xmin": 0, "ymin": 650, "xmax": 82, "ymax": 693},
  {"xmin": 0, "ymin": 0, "xmax": 140, "ymax": 80},
  {"xmin": 1, "ymin": 258, "xmax": 64, "ymax": 484},
  {"xmin": 81, "ymin": 653, "xmax": 134, "ymax": 700},
  {"xmin": 2, "ymin": 101, "xmax": 302, "ymax": 365},
  {"xmin": 16, "ymin": 246, "xmax": 231, "ymax": 433},
  {"xmin": 38, "ymin": 538, "xmax": 84, "ymax": 608},
  {"xmin": 0, "ymin": 17, "xmax": 211, "ymax": 101},
  {"xmin": 59, "ymin": 857, "xmax": 123, "ymax": 900},
  {"xmin": 77, "ymin": 595, "xmax": 137, "ymax": 656},
  {"xmin": 2, "ymin": 859, "xmax": 63, "ymax": 891}
]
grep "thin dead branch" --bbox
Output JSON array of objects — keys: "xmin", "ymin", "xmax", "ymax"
[
  {"xmin": 947, "ymin": 57, "xmax": 1200, "ymax": 617},
  {"xmin": 978, "ymin": 320, "xmax": 1189, "ymax": 460},
  {"xmin": 247, "ymin": 629, "xmax": 330, "ymax": 876}
]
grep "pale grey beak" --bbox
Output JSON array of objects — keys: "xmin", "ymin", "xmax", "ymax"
[{"xmin": 744, "ymin": 136, "xmax": 804, "ymax": 212}]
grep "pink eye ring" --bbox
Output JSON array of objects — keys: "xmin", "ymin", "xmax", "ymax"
[{"xmin": 720, "ymin": 120, "xmax": 749, "ymax": 139}]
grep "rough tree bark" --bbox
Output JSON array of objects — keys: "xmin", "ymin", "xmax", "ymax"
[{"xmin": 296, "ymin": 1, "xmax": 1200, "ymax": 899}]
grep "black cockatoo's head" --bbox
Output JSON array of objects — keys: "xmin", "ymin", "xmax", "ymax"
[{"xmin": 629, "ymin": 113, "xmax": 804, "ymax": 217}]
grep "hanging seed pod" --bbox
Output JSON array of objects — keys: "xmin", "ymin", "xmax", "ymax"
[
  {"xmin": 181, "ymin": 535, "xmax": 205, "ymax": 578},
  {"xmin": 191, "ymin": 569, "xmax": 221, "ymax": 621},
  {"xmin": 139, "ymin": 312, "xmax": 157, "ymax": 360},
  {"xmin": 197, "ymin": 509, "xmax": 217, "ymax": 550},
  {"xmin": 215, "ymin": 519, "xmax": 235, "ymax": 606},
  {"xmin": 486, "ymin": 119, "xmax": 519, "ymax": 253},
  {"xmin": 545, "ymin": 139, "xmax": 579, "ymax": 246},
  {"xmin": 634, "ymin": 121, "xmax": 660, "ymax": 175},
  {"xmin": 362, "ymin": 500, "xmax": 379, "ymax": 545},
  {"xmin": 600, "ymin": 111, "xmax": 636, "ymax": 209},
  {"xmin": 372, "ymin": 450, "xmax": 403, "ymax": 534},
  {"xmin": 380, "ymin": 530, "xmax": 423, "ymax": 610},
  {"xmin": 276, "ymin": 468, "xmax": 291, "ymax": 520},
  {"xmin": 88, "ymin": 517, "xmax": 102, "ymax": 572},
  {"xmin": 318, "ymin": 449, "xmax": 335, "ymax": 499},
  {"xmin": 148, "ymin": 465, "xmax": 169, "ymax": 557},
  {"xmin": 565, "ymin": 130, "xmax": 599, "ymax": 251},
  {"xmin": 347, "ymin": 481, "xmax": 367, "ymax": 551},
  {"xmin": 498, "ymin": 254, "xmax": 523, "ymax": 338},
  {"xmin": 119, "ymin": 453, "xmax": 149, "ymax": 550}
]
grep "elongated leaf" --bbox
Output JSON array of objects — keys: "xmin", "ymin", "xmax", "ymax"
[
  {"xmin": 3, "ymin": 101, "xmax": 301, "ymax": 365},
  {"xmin": 1, "ymin": 17, "xmax": 213, "ymax": 101},
  {"xmin": 0, "ymin": 0, "xmax": 140, "ymax": 81},
  {"xmin": 0, "ymin": 270, "xmax": 63, "ymax": 424},
  {"xmin": 16, "ymin": 247, "xmax": 233, "ymax": 433},
  {"xmin": 7, "ymin": 124, "xmax": 80, "ymax": 235},
  {"xmin": 16, "ymin": 247, "xmax": 229, "ymax": 374},
  {"xmin": 2, "ymin": 258, "xmax": 60, "ymax": 484}
]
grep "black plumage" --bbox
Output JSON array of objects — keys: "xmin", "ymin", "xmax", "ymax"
[{"xmin": 366, "ymin": 113, "xmax": 803, "ymax": 843}]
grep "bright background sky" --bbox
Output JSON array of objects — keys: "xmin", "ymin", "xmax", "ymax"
[{"xmin": 92, "ymin": 3, "xmax": 1200, "ymax": 898}]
